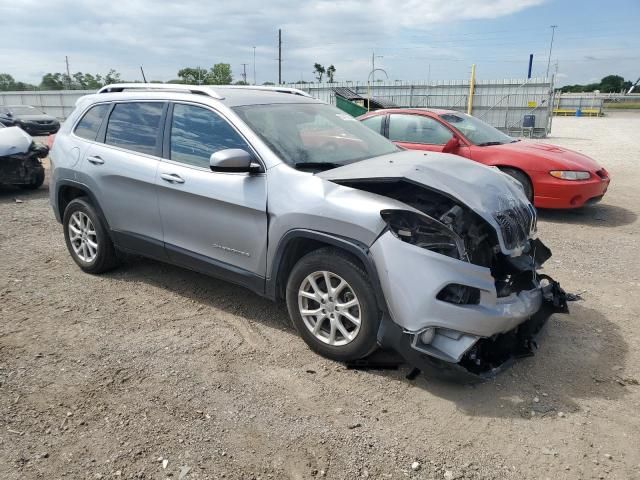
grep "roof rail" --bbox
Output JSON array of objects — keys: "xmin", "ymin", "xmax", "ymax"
[
  {"xmin": 97, "ymin": 83, "xmax": 224, "ymax": 99},
  {"xmin": 214, "ymin": 85, "xmax": 312, "ymax": 97},
  {"xmin": 97, "ymin": 83, "xmax": 312, "ymax": 99}
]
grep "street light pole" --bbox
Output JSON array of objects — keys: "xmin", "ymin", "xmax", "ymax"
[
  {"xmin": 253, "ymin": 46, "xmax": 256, "ymax": 85},
  {"xmin": 546, "ymin": 25, "xmax": 558, "ymax": 79}
]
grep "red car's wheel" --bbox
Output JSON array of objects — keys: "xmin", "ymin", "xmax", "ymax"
[{"xmin": 500, "ymin": 168, "xmax": 533, "ymax": 202}]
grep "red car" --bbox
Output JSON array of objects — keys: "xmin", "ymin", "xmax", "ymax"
[{"xmin": 358, "ymin": 108, "xmax": 610, "ymax": 209}]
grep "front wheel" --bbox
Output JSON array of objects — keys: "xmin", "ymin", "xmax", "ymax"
[
  {"xmin": 286, "ymin": 248, "xmax": 380, "ymax": 362},
  {"xmin": 500, "ymin": 167, "xmax": 533, "ymax": 202}
]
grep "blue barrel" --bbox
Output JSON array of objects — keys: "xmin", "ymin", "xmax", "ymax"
[
  {"xmin": 576, "ymin": 108, "xmax": 582, "ymax": 117},
  {"xmin": 523, "ymin": 114, "xmax": 535, "ymax": 128}
]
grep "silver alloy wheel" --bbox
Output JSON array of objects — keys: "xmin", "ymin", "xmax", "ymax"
[
  {"xmin": 68, "ymin": 211, "xmax": 98, "ymax": 263},
  {"xmin": 298, "ymin": 270, "xmax": 361, "ymax": 346}
]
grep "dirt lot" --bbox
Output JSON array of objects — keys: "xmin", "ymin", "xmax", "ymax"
[{"xmin": 1, "ymin": 112, "xmax": 639, "ymax": 480}]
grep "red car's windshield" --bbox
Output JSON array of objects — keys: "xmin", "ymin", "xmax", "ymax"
[{"xmin": 440, "ymin": 112, "xmax": 514, "ymax": 146}]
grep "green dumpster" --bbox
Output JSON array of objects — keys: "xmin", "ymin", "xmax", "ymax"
[{"xmin": 336, "ymin": 95, "xmax": 368, "ymax": 117}]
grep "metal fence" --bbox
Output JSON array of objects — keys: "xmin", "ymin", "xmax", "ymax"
[
  {"xmin": 286, "ymin": 78, "xmax": 553, "ymax": 137},
  {"xmin": 0, "ymin": 90, "xmax": 91, "ymax": 120},
  {"xmin": 1, "ymin": 77, "xmax": 554, "ymax": 136},
  {"xmin": 552, "ymin": 93, "xmax": 605, "ymax": 116}
]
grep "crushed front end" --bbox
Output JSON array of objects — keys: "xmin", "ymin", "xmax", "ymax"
[
  {"xmin": 0, "ymin": 126, "xmax": 48, "ymax": 187},
  {"xmin": 354, "ymin": 179, "xmax": 568, "ymax": 378}
]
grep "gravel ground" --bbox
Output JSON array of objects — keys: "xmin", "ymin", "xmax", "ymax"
[{"xmin": 1, "ymin": 112, "xmax": 639, "ymax": 480}]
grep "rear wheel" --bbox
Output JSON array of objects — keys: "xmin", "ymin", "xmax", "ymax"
[
  {"xmin": 63, "ymin": 197, "xmax": 118, "ymax": 274},
  {"xmin": 500, "ymin": 167, "xmax": 533, "ymax": 202},
  {"xmin": 286, "ymin": 248, "xmax": 380, "ymax": 361}
]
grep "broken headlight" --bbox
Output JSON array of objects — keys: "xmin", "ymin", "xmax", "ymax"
[{"xmin": 380, "ymin": 209, "xmax": 465, "ymax": 260}]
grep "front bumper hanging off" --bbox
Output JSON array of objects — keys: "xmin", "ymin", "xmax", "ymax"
[{"xmin": 375, "ymin": 277, "xmax": 568, "ymax": 380}]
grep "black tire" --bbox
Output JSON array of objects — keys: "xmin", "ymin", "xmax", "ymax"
[
  {"xmin": 63, "ymin": 197, "xmax": 118, "ymax": 274},
  {"xmin": 286, "ymin": 248, "xmax": 380, "ymax": 362},
  {"xmin": 18, "ymin": 168, "xmax": 45, "ymax": 190},
  {"xmin": 500, "ymin": 167, "xmax": 533, "ymax": 202}
]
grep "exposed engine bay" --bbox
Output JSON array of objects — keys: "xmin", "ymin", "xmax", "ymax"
[
  {"xmin": 337, "ymin": 179, "xmax": 541, "ymax": 298},
  {"xmin": 336, "ymin": 178, "xmax": 569, "ymax": 378},
  {"xmin": 0, "ymin": 126, "xmax": 48, "ymax": 188}
]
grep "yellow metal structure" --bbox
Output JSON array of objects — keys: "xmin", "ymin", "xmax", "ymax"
[{"xmin": 467, "ymin": 64, "xmax": 476, "ymax": 115}]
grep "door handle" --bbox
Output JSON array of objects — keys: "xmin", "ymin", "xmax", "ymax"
[
  {"xmin": 160, "ymin": 173, "xmax": 185, "ymax": 184},
  {"xmin": 87, "ymin": 155, "xmax": 104, "ymax": 165}
]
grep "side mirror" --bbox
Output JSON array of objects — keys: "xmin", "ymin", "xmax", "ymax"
[
  {"xmin": 209, "ymin": 149, "xmax": 261, "ymax": 173},
  {"xmin": 442, "ymin": 136, "xmax": 460, "ymax": 154}
]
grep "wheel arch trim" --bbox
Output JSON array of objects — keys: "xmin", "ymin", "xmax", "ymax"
[
  {"xmin": 266, "ymin": 229, "xmax": 389, "ymax": 314},
  {"xmin": 55, "ymin": 179, "xmax": 111, "ymax": 230}
]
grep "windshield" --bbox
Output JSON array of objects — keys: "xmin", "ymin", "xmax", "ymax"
[
  {"xmin": 233, "ymin": 103, "xmax": 398, "ymax": 169},
  {"xmin": 9, "ymin": 106, "xmax": 45, "ymax": 116},
  {"xmin": 439, "ymin": 112, "xmax": 514, "ymax": 146}
]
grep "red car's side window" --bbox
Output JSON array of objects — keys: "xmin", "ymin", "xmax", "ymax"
[{"xmin": 388, "ymin": 114, "xmax": 453, "ymax": 145}]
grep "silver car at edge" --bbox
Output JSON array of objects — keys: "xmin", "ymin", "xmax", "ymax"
[{"xmin": 49, "ymin": 83, "xmax": 567, "ymax": 379}]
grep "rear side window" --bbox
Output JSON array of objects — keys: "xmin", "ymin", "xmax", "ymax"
[
  {"xmin": 170, "ymin": 103, "xmax": 249, "ymax": 168},
  {"xmin": 389, "ymin": 114, "xmax": 453, "ymax": 145},
  {"xmin": 105, "ymin": 102, "xmax": 164, "ymax": 155},
  {"xmin": 74, "ymin": 104, "xmax": 109, "ymax": 141},
  {"xmin": 360, "ymin": 115, "xmax": 384, "ymax": 134}
]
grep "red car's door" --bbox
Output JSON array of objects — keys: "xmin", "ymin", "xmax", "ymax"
[{"xmin": 387, "ymin": 113, "xmax": 471, "ymax": 158}]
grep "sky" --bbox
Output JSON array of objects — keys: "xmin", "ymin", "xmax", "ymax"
[{"xmin": 0, "ymin": 0, "xmax": 638, "ymax": 87}]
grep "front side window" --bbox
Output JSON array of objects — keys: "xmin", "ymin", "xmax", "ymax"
[
  {"xmin": 170, "ymin": 104, "xmax": 249, "ymax": 168},
  {"xmin": 74, "ymin": 104, "xmax": 110, "ymax": 141},
  {"xmin": 233, "ymin": 102, "xmax": 398, "ymax": 169},
  {"xmin": 360, "ymin": 114, "xmax": 384, "ymax": 134},
  {"xmin": 105, "ymin": 102, "xmax": 164, "ymax": 155},
  {"xmin": 388, "ymin": 114, "xmax": 453, "ymax": 145}
]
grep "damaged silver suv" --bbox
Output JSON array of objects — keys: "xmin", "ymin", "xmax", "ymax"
[{"xmin": 49, "ymin": 84, "xmax": 567, "ymax": 378}]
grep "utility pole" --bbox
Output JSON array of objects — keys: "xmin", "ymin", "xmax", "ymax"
[
  {"xmin": 140, "ymin": 66, "xmax": 147, "ymax": 83},
  {"xmin": 253, "ymin": 46, "xmax": 257, "ymax": 85},
  {"xmin": 65, "ymin": 55, "xmax": 71, "ymax": 89},
  {"xmin": 371, "ymin": 51, "xmax": 383, "ymax": 85},
  {"xmin": 241, "ymin": 63, "xmax": 248, "ymax": 84},
  {"xmin": 546, "ymin": 25, "xmax": 558, "ymax": 79},
  {"xmin": 278, "ymin": 29, "xmax": 282, "ymax": 85}
]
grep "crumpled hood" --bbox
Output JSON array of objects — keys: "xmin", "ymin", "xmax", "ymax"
[
  {"xmin": 318, "ymin": 150, "xmax": 535, "ymax": 255},
  {"xmin": 490, "ymin": 140, "xmax": 603, "ymax": 172},
  {"xmin": 0, "ymin": 126, "xmax": 33, "ymax": 157}
]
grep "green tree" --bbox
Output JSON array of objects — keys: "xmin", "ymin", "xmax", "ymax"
[
  {"xmin": 40, "ymin": 73, "xmax": 66, "ymax": 90},
  {"xmin": 599, "ymin": 75, "xmax": 626, "ymax": 93},
  {"xmin": 0, "ymin": 73, "xmax": 17, "ymax": 91},
  {"xmin": 234, "ymin": 80, "xmax": 249, "ymax": 85},
  {"xmin": 177, "ymin": 67, "xmax": 209, "ymax": 84},
  {"xmin": 262, "ymin": 81, "xmax": 275, "ymax": 85},
  {"xmin": 104, "ymin": 69, "xmax": 121, "ymax": 85},
  {"xmin": 209, "ymin": 63, "xmax": 232, "ymax": 85},
  {"xmin": 313, "ymin": 63, "xmax": 325, "ymax": 82},
  {"xmin": 326, "ymin": 64, "xmax": 336, "ymax": 83}
]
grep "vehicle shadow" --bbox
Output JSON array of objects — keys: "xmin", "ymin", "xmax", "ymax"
[
  {"xmin": 107, "ymin": 256, "xmax": 630, "ymax": 420},
  {"xmin": 103, "ymin": 255, "xmax": 295, "ymax": 335},
  {"xmin": 538, "ymin": 203, "xmax": 637, "ymax": 228},
  {"xmin": 0, "ymin": 184, "xmax": 49, "ymax": 202},
  {"xmin": 366, "ymin": 303, "xmax": 631, "ymax": 419}
]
